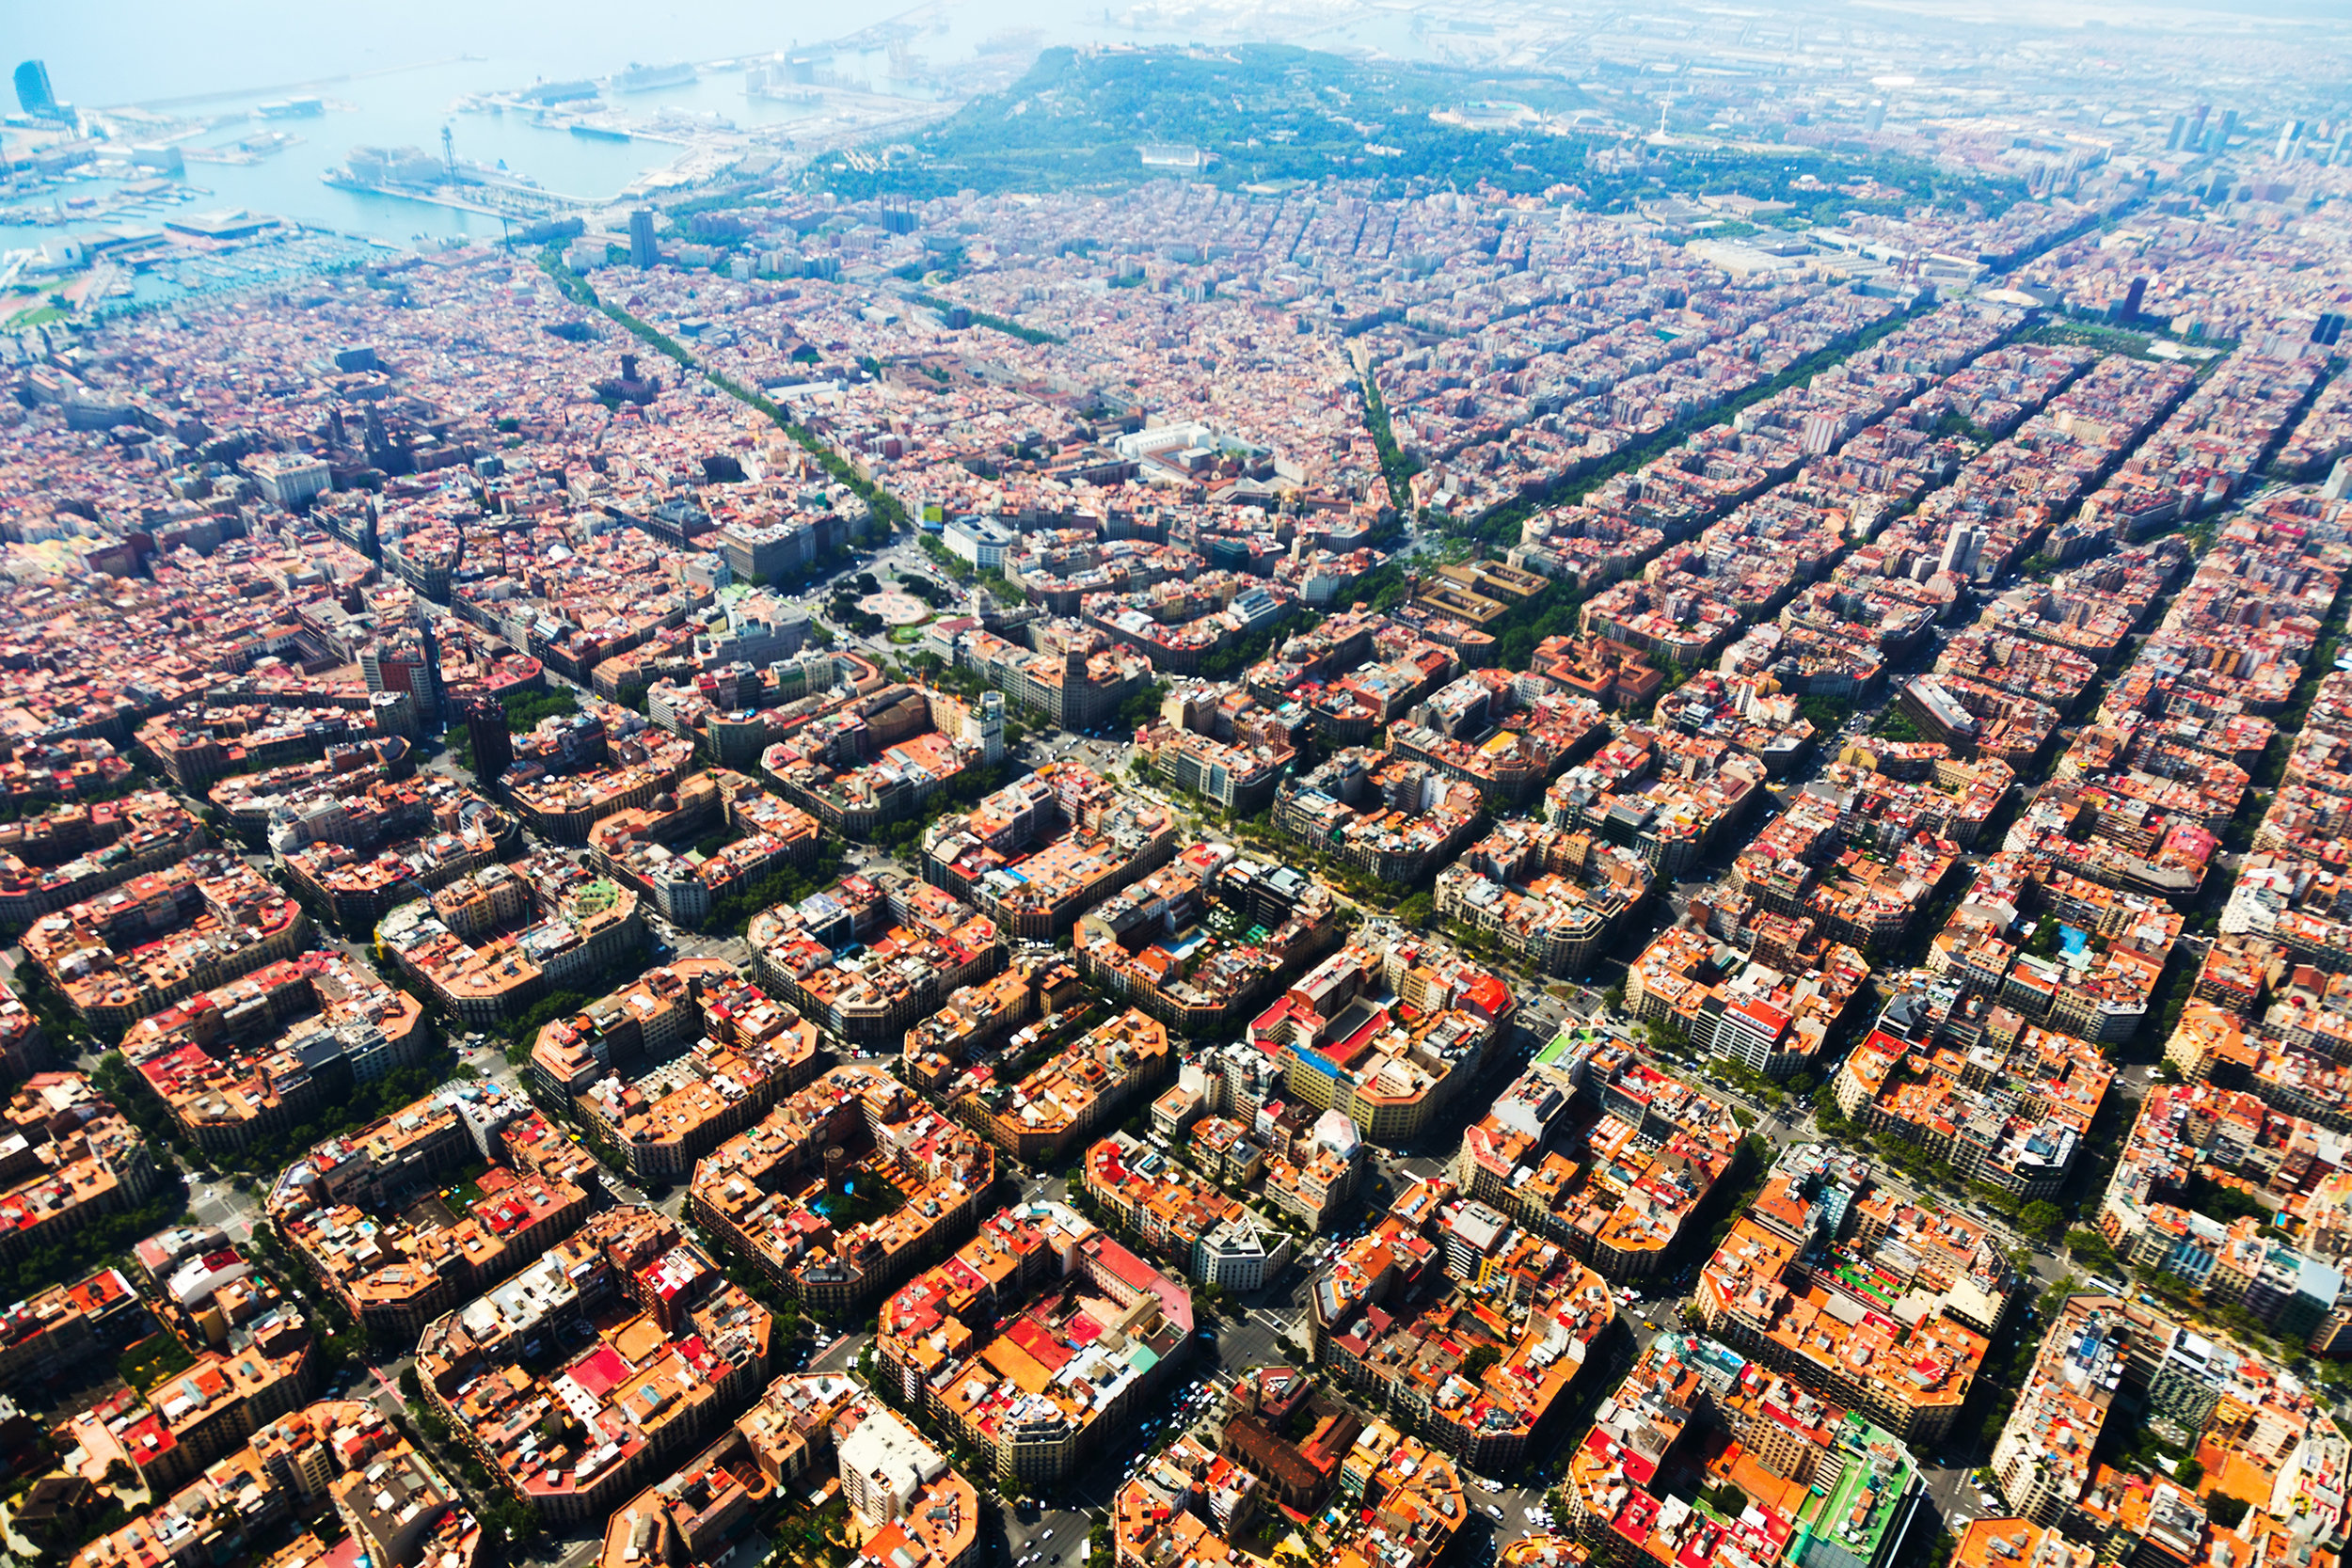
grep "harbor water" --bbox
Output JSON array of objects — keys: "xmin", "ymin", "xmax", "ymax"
[{"xmin": 3, "ymin": 0, "xmax": 1429, "ymax": 247}]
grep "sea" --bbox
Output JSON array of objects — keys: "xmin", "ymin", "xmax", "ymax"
[{"xmin": 2, "ymin": 0, "xmax": 1433, "ymax": 256}]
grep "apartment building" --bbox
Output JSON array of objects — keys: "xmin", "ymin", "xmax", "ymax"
[
  {"xmin": 761, "ymin": 685, "xmax": 1004, "ymax": 836},
  {"xmin": 269, "ymin": 1084, "xmax": 592, "ymax": 1338},
  {"xmin": 0, "ymin": 1265, "xmax": 142, "ymax": 1395},
  {"xmin": 1454, "ymin": 1043, "xmax": 1747, "ymax": 1283},
  {"xmin": 1435, "ymin": 819, "xmax": 1652, "ymax": 975},
  {"xmin": 1853, "ymin": 1018, "xmax": 2112, "ymax": 1202},
  {"xmin": 24, "ymin": 850, "xmax": 312, "ymax": 1036},
  {"xmin": 1084, "ymin": 1132, "xmax": 1295, "ymax": 1291},
  {"xmin": 1135, "ymin": 724, "xmax": 1294, "ymax": 815},
  {"xmin": 2096, "ymin": 1073, "xmax": 2347, "ymax": 1343},
  {"xmin": 0, "ymin": 789, "xmax": 206, "ymax": 931},
  {"xmin": 119, "ymin": 951, "xmax": 432, "ymax": 1154},
  {"xmin": 1246, "ymin": 942, "xmax": 1502, "ymax": 1144},
  {"xmin": 1625, "ymin": 924, "xmax": 1869, "ymax": 1081},
  {"xmin": 575, "ymin": 1014, "xmax": 820, "ymax": 1184},
  {"xmin": 755, "ymin": 872, "xmax": 1007, "ymax": 1047},
  {"xmin": 1073, "ymin": 844, "xmax": 1340, "ymax": 1036},
  {"xmin": 378, "ymin": 852, "xmax": 646, "ymax": 1024},
  {"xmin": 923, "ymin": 762, "xmax": 1178, "ymax": 939},
  {"xmin": 1306, "ymin": 1177, "xmax": 1613, "ymax": 1473},
  {"xmin": 415, "ymin": 1208, "xmax": 773, "ymax": 1530},
  {"xmin": 956, "ymin": 1007, "xmax": 1174, "ymax": 1164},
  {"xmin": 1274, "ymin": 749, "xmax": 1487, "ymax": 885},
  {"xmin": 1989, "ymin": 1292, "xmax": 2344, "ymax": 1544},
  {"xmin": 874, "ymin": 1201, "xmax": 1192, "ymax": 1484},
  {"xmin": 1560, "ymin": 1331, "xmax": 1922, "ymax": 1568},
  {"xmin": 690, "ymin": 1064, "xmax": 993, "ymax": 1316},
  {"xmin": 1692, "ymin": 1208, "xmax": 1985, "ymax": 1448},
  {"xmin": 0, "ymin": 1072, "xmax": 168, "ymax": 1266},
  {"xmin": 70, "ymin": 1400, "xmax": 480, "ymax": 1568}
]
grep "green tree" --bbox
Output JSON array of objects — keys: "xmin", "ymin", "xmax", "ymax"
[
  {"xmin": 1870, "ymin": 707, "xmax": 1928, "ymax": 744},
  {"xmin": 2183, "ymin": 1174, "xmax": 2269, "ymax": 1224},
  {"xmin": 500, "ymin": 685, "xmax": 580, "ymax": 734},
  {"xmin": 1119, "ymin": 681, "xmax": 1171, "ymax": 732},
  {"xmin": 2066, "ymin": 1227, "xmax": 2120, "ymax": 1273}
]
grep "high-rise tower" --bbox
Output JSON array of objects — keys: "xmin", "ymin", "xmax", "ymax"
[
  {"xmin": 461, "ymin": 694, "xmax": 514, "ymax": 789},
  {"xmin": 12, "ymin": 60, "xmax": 56, "ymax": 119}
]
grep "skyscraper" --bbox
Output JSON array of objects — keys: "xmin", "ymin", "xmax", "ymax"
[
  {"xmin": 629, "ymin": 208, "xmax": 657, "ymax": 269},
  {"xmin": 12, "ymin": 60, "xmax": 56, "ymax": 119},
  {"xmin": 1938, "ymin": 525, "xmax": 1983, "ymax": 580},
  {"xmin": 360, "ymin": 632, "xmax": 441, "ymax": 723},
  {"xmin": 417, "ymin": 610, "xmax": 444, "ymax": 716},
  {"xmin": 460, "ymin": 694, "xmax": 514, "ymax": 790}
]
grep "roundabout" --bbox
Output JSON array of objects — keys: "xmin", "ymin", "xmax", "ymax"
[{"xmin": 860, "ymin": 589, "xmax": 931, "ymax": 626}]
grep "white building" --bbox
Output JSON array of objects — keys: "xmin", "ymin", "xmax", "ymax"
[
  {"xmin": 255, "ymin": 455, "xmax": 332, "ymax": 509},
  {"xmin": 838, "ymin": 1405, "xmax": 949, "ymax": 1527},
  {"xmin": 1195, "ymin": 1210, "xmax": 1292, "ymax": 1291},
  {"xmin": 943, "ymin": 516, "xmax": 1017, "ymax": 569}
]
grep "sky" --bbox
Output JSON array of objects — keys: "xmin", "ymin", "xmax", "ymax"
[{"xmin": 15, "ymin": 0, "xmax": 1042, "ymax": 107}]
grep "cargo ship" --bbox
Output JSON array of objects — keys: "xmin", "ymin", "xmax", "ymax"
[
  {"xmin": 612, "ymin": 61, "xmax": 696, "ymax": 93},
  {"xmin": 323, "ymin": 146, "xmax": 584, "ymax": 218}
]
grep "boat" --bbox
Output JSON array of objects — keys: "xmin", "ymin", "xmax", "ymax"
[
  {"xmin": 569, "ymin": 124, "xmax": 630, "ymax": 142},
  {"xmin": 517, "ymin": 79, "xmax": 599, "ymax": 105},
  {"xmin": 612, "ymin": 61, "xmax": 696, "ymax": 93}
]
